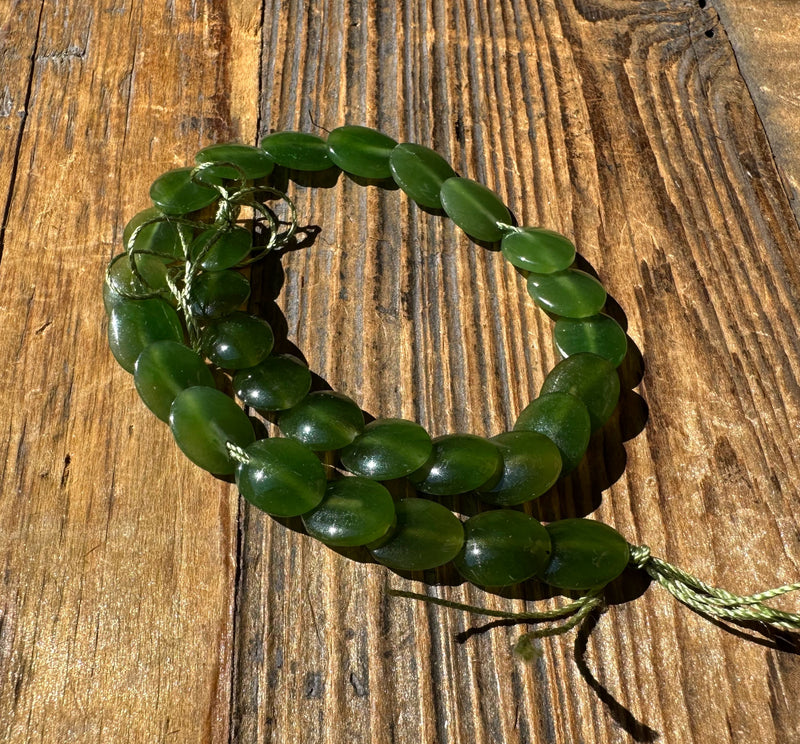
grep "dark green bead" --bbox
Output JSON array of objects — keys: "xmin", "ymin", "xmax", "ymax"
[
  {"xmin": 408, "ymin": 433, "xmax": 503, "ymax": 496},
  {"xmin": 149, "ymin": 167, "xmax": 221, "ymax": 215},
  {"xmin": 194, "ymin": 143, "xmax": 275, "ymax": 180},
  {"xmin": 389, "ymin": 143, "xmax": 456, "ymax": 209},
  {"xmin": 554, "ymin": 314, "xmax": 628, "ymax": 368},
  {"xmin": 233, "ymin": 354, "xmax": 312, "ymax": 411},
  {"xmin": 169, "ymin": 386, "xmax": 255, "ymax": 474},
  {"xmin": 514, "ymin": 392, "xmax": 591, "ymax": 473},
  {"xmin": 540, "ymin": 353, "xmax": 620, "ymax": 431},
  {"xmin": 340, "ymin": 418, "xmax": 432, "ymax": 480},
  {"xmin": 526, "ymin": 269, "xmax": 607, "ymax": 318},
  {"xmin": 454, "ymin": 510, "xmax": 551, "ymax": 587},
  {"xmin": 260, "ymin": 131, "xmax": 333, "ymax": 171},
  {"xmin": 326, "ymin": 125, "xmax": 398, "ymax": 180},
  {"xmin": 369, "ymin": 498, "xmax": 464, "ymax": 571},
  {"xmin": 103, "ymin": 253, "xmax": 171, "ymax": 313},
  {"xmin": 191, "ymin": 226, "xmax": 252, "ymax": 271},
  {"xmin": 235, "ymin": 438, "xmax": 326, "ymax": 517},
  {"xmin": 134, "ymin": 340, "xmax": 215, "ymax": 422},
  {"xmin": 278, "ymin": 391, "xmax": 365, "ymax": 451},
  {"xmin": 540, "ymin": 518, "xmax": 630, "ymax": 590},
  {"xmin": 108, "ymin": 298, "xmax": 184, "ymax": 373},
  {"xmin": 302, "ymin": 477, "xmax": 395, "ymax": 546},
  {"xmin": 478, "ymin": 431, "xmax": 562, "ymax": 505},
  {"xmin": 202, "ymin": 312, "xmax": 274, "ymax": 370},
  {"xmin": 122, "ymin": 207, "xmax": 183, "ymax": 259},
  {"xmin": 186, "ymin": 270, "xmax": 250, "ymax": 319},
  {"xmin": 500, "ymin": 227, "xmax": 576, "ymax": 274},
  {"xmin": 439, "ymin": 177, "xmax": 511, "ymax": 242}
]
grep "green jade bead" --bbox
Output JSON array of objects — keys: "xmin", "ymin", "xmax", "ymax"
[
  {"xmin": 236, "ymin": 438, "xmax": 327, "ymax": 517},
  {"xmin": 302, "ymin": 477, "xmax": 395, "ymax": 547},
  {"xmin": 202, "ymin": 312, "xmax": 274, "ymax": 370},
  {"xmin": 149, "ymin": 167, "xmax": 221, "ymax": 215},
  {"xmin": 369, "ymin": 498, "xmax": 464, "ymax": 571},
  {"xmin": 527, "ymin": 269, "xmax": 607, "ymax": 318},
  {"xmin": 554, "ymin": 313, "xmax": 628, "ymax": 368},
  {"xmin": 123, "ymin": 207, "xmax": 183, "ymax": 259},
  {"xmin": 539, "ymin": 518, "xmax": 630, "ymax": 591},
  {"xmin": 186, "ymin": 270, "xmax": 250, "ymax": 319},
  {"xmin": 191, "ymin": 225, "xmax": 252, "ymax": 271},
  {"xmin": 233, "ymin": 354, "xmax": 312, "ymax": 411},
  {"xmin": 278, "ymin": 390, "xmax": 365, "ymax": 451},
  {"xmin": 134, "ymin": 340, "xmax": 215, "ymax": 422},
  {"xmin": 439, "ymin": 177, "xmax": 512, "ymax": 242},
  {"xmin": 108, "ymin": 298, "xmax": 184, "ymax": 373},
  {"xmin": 454, "ymin": 510, "xmax": 552, "ymax": 587},
  {"xmin": 260, "ymin": 131, "xmax": 333, "ymax": 172},
  {"xmin": 169, "ymin": 386, "xmax": 255, "ymax": 475},
  {"xmin": 103, "ymin": 254, "xmax": 171, "ymax": 313},
  {"xmin": 340, "ymin": 418, "xmax": 432, "ymax": 480},
  {"xmin": 326, "ymin": 125, "xmax": 398, "ymax": 180},
  {"xmin": 194, "ymin": 143, "xmax": 275, "ymax": 180},
  {"xmin": 389, "ymin": 143, "xmax": 457, "ymax": 209},
  {"xmin": 500, "ymin": 227, "xmax": 576, "ymax": 274}
]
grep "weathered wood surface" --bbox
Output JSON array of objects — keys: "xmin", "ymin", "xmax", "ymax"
[{"xmin": 1, "ymin": 1, "xmax": 799, "ymax": 743}]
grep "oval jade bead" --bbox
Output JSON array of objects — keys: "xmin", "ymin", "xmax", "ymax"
[
  {"xmin": 233, "ymin": 354, "xmax": 312, "ymax": 411},
  {"xmin": 108, "ymin": 298, "xmax": 183, "ymax": 373},
  {"xmin": 478, "ymin": 431, "xmax": 562, "ymax": 506},
  {"xmin": 408, "ymin": 433, "xmax": 503, "ymax": 495},
  {"xmin": 326, "ymin": 125, "xmax": 398, "ymax": 180},
  {"xmin": 149, "ymin": 167, "xmax": 220, "ymax": 215},
  {"xmin": 123, "ymin": 206, "xmax": 183, "ymax": 259},
  {"xmin": 539, "ymin": 518, "xmax": 630, "ymax": 590},
  {"xmin": 134, "ymin": 340, "xmax": 215, "ymax": 422},
  {"xmin": 368, "ymin": 498, "xmax": 464, "ymax": 571},
  {"xmin": 277, "ymin": 390, "xmax": 365, "ymax": 451},
  {"xmin": 554, "ymin": 313, "xmax": 628, "ymax": 368},
  {"xmin": 526, "ymin": 269, "xmax": 607, "ymax": 318},
  {"xmin": 202, "ymin": 312, "xmax": 274, "ymax": 370},
  {"xmin": 235, "ymin": 437, "xmax": 326, "ymax": 517},
  {"xmin": 514, "ymin": 392, "xmax": 591, "ymax": 473},
  {"xmin": 340, "ymin": 418, "xmax": 432, "ymax": 480},
  {"xmin": 500, "ymin": 227, "xmax": 576, "ymax": 274},
  {"xmin": 302, "ymin": 477, "xmax": 396, "ymax": 547},
  {"xmin": 169, "ymin": 386, "xmax": 255, "ymax": 474},
  {"xmin": 540, "ymin": 353, "xmax": 620, "ymax": 431},
  {"xmin": 194, "ymin": 143, "xmax": 275, "ymax": 180},
  {"xmin": 260, "ymin": 131, "xmax": 333, "ymax": 171},
  {"xmin": 191, "ymin": 226, "xmax": 252, "ymax": 271},
  {"xmin": 454, "ymin": 510, "xmax": 551, "ymax": 587},
  {"xmin": 103, "ymin": 253, "xmax": 171, "ymax": 313},
  {"xmin": 186, "ymin": 270, "xmax": 250, "ymax": 319},
  {"xmin": 389, "ymin": 143, "xmax": 457, "ymax": 209},
  {"xmin": 439, "ymin": 177, "xmax": 512, "ymax": 242}
]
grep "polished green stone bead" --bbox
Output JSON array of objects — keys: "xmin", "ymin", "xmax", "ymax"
[
  {"xmin": 500, "ymin": 227, "xmax": 576, "ymax": 274},
  {"xmin": 539, "ymin": 518, "xmax": 630, "ymax": 590},
  {"xmin": 514, "ymin": 392, "xmax": 591, "ymax": 473},
  {"xmin": 408, "ymin": 433, "xmax": 503, "ymax": 496},
  {"xmin": 454, "ymin": 510, "xmax": 551, "ymax": 587},
  {"xmin": 260, "ymin": 131, "xmax": 333, "ymax": 171},
  {"xmin": 369, "ymin": 498, "xmax": 464, "ymax": 571},
  {"xmin": 149, "ymin": 167, "xmax": 221, "ymax": 215},
  {"xmin": 191, "ymin": 226, "xmax": 253, "ymax": 271},
  {"xmin": 169, "ymin": 386, "xmax": 255, "ymax": 474},
  {"xmin": 302, "ymin": 477, "xmax": 395, "ymax": 547},
  {"xmin": 478, "ymin": 431, "xmax": 562, "ymax": 505},
  {"xmin": 526, "ymin": 269, "xmax": 607, "ymax": 318},
  {"xmin": 103, "ymin": 253, "xmax": 171, "ymax": 313},
  {"xmin": 194, "ymin": 143, "xmax": 275, "ymax": 180},
  {"xmin": 326, "ymin": 125, "xmax": 398, "ymax": 180},
  {"xmin": 340, "ymin": 418, "xmax": 432, "ymax": 480},
  {"xmin": 439, "ymin": 177, "xmax": 512, "ymax": 242},
  {"xmin": 278, "ymin": 391, "xmax": 365, "ymax": 451},
  {"xmin": 202, "ymin": 312, "xmax": 274, "ymax": 370},
  {"xmin": 540, "ymin": 353, "xmax": 620, "ymax": 431},
  {"xmin": 235, "ymin": 437, "xmax": 326, "ymax": 517},
  {"xmin": 554, "ymin": 313, "xmax": 628, "ymax": 368},
  {"xmin": 108, "ymin": 298, "xmax": 184, "ymax": 373},
  {"xmin": 233, "ymin": 354, "xmax": 312, "ymax": 411},
  {"xmin": 186, "ymin": 270, "xmax": 250, "ymax": 319},
  {"xmin": 134, "ymin": 340, "xmax": 215, "ymax": 422},
  {"xmin": 122, "ymin": 206, "xmax": 183, "ymax": 259},
  {"xmin": 389, "ymin": 143, "xmax": 457, "ymax": 209}
]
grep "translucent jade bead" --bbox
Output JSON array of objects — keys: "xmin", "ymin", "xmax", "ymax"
[
  {"xmin": 302, "ymin": 477, "xmax": 396, "ymax": 547},
  {"xmin": 539, "ymin": 518, "xmax": 630, "ymax": 590},
  {"xmin": 478, "ymin": 431, "xmax": 562, "ymax": 506},
  {"xmin": 123, "ymin": 207, "xmax": 183, "ymax": 258},
  {"xmin": 260, "ymin": 131, "xmax": 333, "ymax": 172},
  {"xmin": 439, "ymin": 177, "xmax": 512, "ymax": 242},
  {"xmin": 103, "ymin": 254, "xmax": 171, "ymax": 313},
  {"xmin": 409, "ymin": 433, "xmax": 503, "ymax": 495},
  {"xmin": 233, "ymin": 354, "xmax": 312, "ymax": 411},
  {"xmin": 326, "ymin": 125, "xmax": 398, "ymax": 180},
  {"xmin": 540, "ymin": 353, "xmax": 620, "ymax": 431},
  {"xmin": 191, "ymin": 226, "xmax": 252, "ymax": 271},
  {"xmin": 235, "ymin": 438, "xmax": 327, "ymax": 517},
  {"xmin": 194, "ymin": 143, "xmax": 275, "ymax": 180},
  {"xmin": 368, "ymin": 498, "xmax": 464, "ymax": 571},
  {"xmin": 134, "ymin": 340, "xmax": 215, "ymax": 422},
  {"xmin": 108, "ymin": 298, "xmax": 183, "ymax": 373},
  {"xmin": 340, "ymin": 418, "xmax": 432, "ymax": 480},
  {"xmin": 389, "ymin": 143, "xmax": 457, "ymax": 209},
  {"xmin": 169, "ymin": 386, "xmax": 255, "ymax": 474},
  {"xmin": 554, "ymin": 313, "xmax": 628, "ymax": 368},
  {"xmin": 277, "ymin": 391, "xmax": 365, "ymax": 451},
  {"xmin": 500, "ymin": 227, "xmax": 576, "ymax": 274},
  {"xmin": 514, "ymin": 392, "xmax": 592, "ymax": 473},
  {"xmin": 526, "ymin": 269, "xmax": 607, "ymax": 318},
  {"xmin": 454, "ymin": 510, "xmax": 551, "ymax": 587},
  {"xmin": 149, "ymin": 167, "xmax": 221, "ymax": 215},
  {"xmin": 186, "ymin": 270, "xmax": 250, "ymax": 319},
  {"xmin": 202, "ymin": 312, "xmax": 274, "ymax": 370}
]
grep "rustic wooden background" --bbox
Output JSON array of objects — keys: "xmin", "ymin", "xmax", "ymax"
[{"xmin": 1, "ymin": 1, "xmax": 799, "ymax": 742}]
